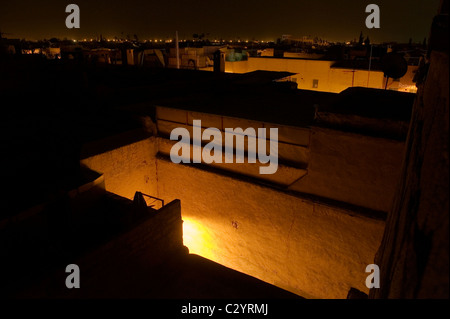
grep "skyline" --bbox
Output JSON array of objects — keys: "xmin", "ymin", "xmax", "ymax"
[{"xmin": 0, "ymin": 0, "xmax": 440, "ymax": 43}]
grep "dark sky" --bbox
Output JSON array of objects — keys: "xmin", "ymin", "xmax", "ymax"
[{"xmin": 0, "ymin": 0, "xmax": 440, "ymax": 42}]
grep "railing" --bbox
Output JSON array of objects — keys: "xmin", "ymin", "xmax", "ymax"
[{"xmin": 133, "ymin": 191, "xmax": 164, "ymax": 208}]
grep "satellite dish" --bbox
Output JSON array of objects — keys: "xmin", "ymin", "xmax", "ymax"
[{"xmin": 381, "ymin": 52, "xmax": 408, "ymax": 89}]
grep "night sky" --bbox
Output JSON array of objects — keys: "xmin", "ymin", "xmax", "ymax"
[{"xmin": 0, "ymin": 0, "xmax": 440, "ymax": 43}]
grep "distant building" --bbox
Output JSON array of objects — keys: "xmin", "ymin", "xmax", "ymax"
[
  {"xmin": 168, "ymin": 46, "xmax": 219, "ymax": 69},
  {"xmin": 83, "ymin": 48, "xmax": 118, "ymax": 64},
  {"xmin": 225, "ymin": 56, "xmax": 418, "ymax": 93}
]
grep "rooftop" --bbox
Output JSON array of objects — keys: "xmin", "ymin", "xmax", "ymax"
[
  {"xmin": 1, "ymin": 59, "xmax": 414, "ymax": 216},
  {"xmin": 331, "ymin": 59, "xmax": 384, "ymax": 71},
  {"xmin": 316, "ymin": 86, "xmax": 416, "ymax": 139},
  {"xmin": 152, "ymin": 71, "xmax": 336, "ymax": 128}
]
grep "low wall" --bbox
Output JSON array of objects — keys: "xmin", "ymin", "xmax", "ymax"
[
  {"xmin": 80, "ymin": 130, "xmax": 159, "ymax": 201},
  {"xmin": 290, "ymin": 127, "xmax": 405, "ymax": 212},
  {"xmin": 156, "ymin": 106, "xmax": 310, "ymax": 186},
  {"xmin": 156, "ymin": 106, "xmax": 405, "ymax": 212},
  {"xmin": 19, "ymin": 199, "xmax": 184, "ymax": 298},
  {"xmin": 65, "ymin": 199, "xmax": 184, "ymax": 297}
]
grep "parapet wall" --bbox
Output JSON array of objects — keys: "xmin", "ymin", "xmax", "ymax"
[
  {"xmin": 156, "ymin": 105, "xmax": 404, "ymax": 213},
  {"xmin": 19, "ymin": 198, "xmax": 184, "ymax": 298},
  {"xmin": 80, "ymin": 129, "xmax": 158, "ymax": 201},
  {"xmin": 65, "ymin": 199, "xmax": 184, "ymax": 298},
  {"xmin": 290, "ymin": 127, "xmax": 405, "ymax": 212},
  {"xmin": 156, "ymin": 158, "xmax": 385, "ymax": 298},
  {"xmin": 156, "ymin": 106, "xmax": 310, "ymax": 186},
  {"xmin": 77, "ymin": 107, "xmax": 403, "ymax": 298}
]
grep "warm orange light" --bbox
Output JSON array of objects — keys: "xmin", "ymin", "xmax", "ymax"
[{"xmin": 182, "ymin": 217, "xmax": 217, "ymax": 261}]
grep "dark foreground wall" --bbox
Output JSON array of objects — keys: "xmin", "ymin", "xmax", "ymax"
[
  {"xmin": 371, "ymin": 2, "xmax": 449, "ymax": 298},
  {"xmin": 16, "ymin": 199, "xmax": 184, "ymax": 298}
]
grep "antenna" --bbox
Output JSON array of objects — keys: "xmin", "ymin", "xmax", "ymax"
[
  {"xmin": 367, "ymin": 44, "xmax": 373, "ymax": 87},
  {"xmin": 176, "ymin": 31, "xmax": 180, "ymax": 69}
]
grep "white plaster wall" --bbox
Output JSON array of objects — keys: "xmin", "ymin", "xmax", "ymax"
[
  {"xmin": 290, "ymin": 127, "xmax": 405, "ymax": 212},
  {"xmin": 224, "ymin": 58, "xmax": 416, "ymax": 93},
  {"xmin": 156, "ymin": 158, "xmax": 385, "ymax": 298},
  {"xmin": 80, "ymin": 135, "xmax": 159, "ymax": 202},
  {"xmin": 77, "ymin": 122, "xmax": 392, "ymax": 299}
]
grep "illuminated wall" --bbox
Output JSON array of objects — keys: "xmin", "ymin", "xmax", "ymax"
[
  {"xmin": 152, "ymin": 106, "xmax": 400, "ymax": 298},
  {"xmin": 289, "ymin": 127, "xmax": 405, "ymax": 212},
  {"xmin": 156, "ymin": 107, "xmax": 310, "ymax": 186},
  {"xmin": 155, "ymin": 106, "xmax": 404, "ymax": 213},
  {"xmin": 328, "ymin": 68, "xmax": 385, "ymax": 93},
  {"xmin": 80, "ymin": 130, "xmax": 158, "ymax": 201},
  {"xmin": 156, "ymin": 158, "xmax": 385, "ymax": 299},
  {"xmin": 225, "ymin": 58, "xmax": 334, "ymax": 92},
  {"xmin": 225, "ymin": 57, "xmax": 418, "ymax": 93},
  {"xmin": 79, "ymin": 109, "xmax": 405, "ymax": 299}
]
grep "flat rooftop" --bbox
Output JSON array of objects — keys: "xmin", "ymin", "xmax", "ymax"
[
  {"xmin": 153, "ymin": 72, "xmax": 336, "ymax": 128},
  {"xmin": 315, "ymin": 86, "xmax": 415, "ymax": 140},
  {"xmin": 1, "ymin": 59, "xmax": 413, "ymax": 216},
  {"xmin": 319, "ymin": 87, "xmax": 415, "ymax": 121}
]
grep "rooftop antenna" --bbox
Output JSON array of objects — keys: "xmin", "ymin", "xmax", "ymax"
[
  {"xmin": 367, "ymin": 44, "xmax": 373, "ymax": 87},
  {"xmin": 176, "ymin": 30, "xmax": 180, "ymax": 69}
]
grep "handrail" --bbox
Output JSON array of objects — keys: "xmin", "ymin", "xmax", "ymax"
[{"xmin": 140, "ymin": 192, "xmax": 164, "ymax": 207}]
